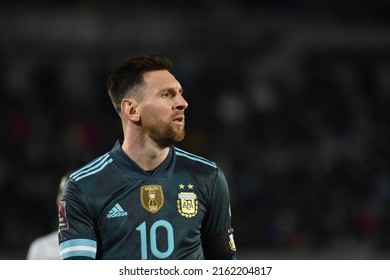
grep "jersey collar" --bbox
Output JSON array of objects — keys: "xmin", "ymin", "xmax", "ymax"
[{"xmin": 109, "ymin": 140, "xmax": 176, "ymax": 179}]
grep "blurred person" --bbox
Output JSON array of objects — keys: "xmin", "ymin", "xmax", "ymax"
[
  {"xmin": 26, "ymin": 173, "xmax": 68, "ymax": 260},
  {"xmin": 58, "ymin": 53, "xmax": 236, "ymax": 260}
]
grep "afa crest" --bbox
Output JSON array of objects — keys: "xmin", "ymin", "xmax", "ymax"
[
  {"xmin": 177, "ymin": 184, "xmax": 198, "ymax": 218},
  {"xmin": 140, "ymin": 185, "xmax": 164, "ymax": 214}
]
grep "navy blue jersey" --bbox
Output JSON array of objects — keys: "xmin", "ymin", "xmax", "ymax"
[{"xmin": 58, "ymin": 140, "xmax": 236, "ymax": 260}]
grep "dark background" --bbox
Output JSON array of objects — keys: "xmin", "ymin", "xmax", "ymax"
[{"xmin": 1, "ymin": 1, "xmax": 390, "ymax": 259}]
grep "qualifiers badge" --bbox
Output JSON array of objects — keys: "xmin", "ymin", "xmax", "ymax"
[
  {"xmin": 140, "ymin": 185, "xmax": 164, "ymax": 214},
  {"xmin": 58, "ymin": 201, "xmax": 69, "ymax": 230},
  {"xmin": 177, "ymin": 184, "xmax": 198, "ymax": 218}
]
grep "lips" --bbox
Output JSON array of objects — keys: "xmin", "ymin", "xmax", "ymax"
[{"xmin": 172, "ymin": 114, "xmax": 185, "ymax": 123}]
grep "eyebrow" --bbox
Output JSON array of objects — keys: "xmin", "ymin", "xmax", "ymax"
[{"xmin": 160, "ymin": 86, "xmax": 183, "ymax": 94}]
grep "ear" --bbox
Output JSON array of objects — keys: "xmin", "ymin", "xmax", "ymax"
[{"xmin": 121, "ymin": 98, "xmax": 140, "ymax": 122}]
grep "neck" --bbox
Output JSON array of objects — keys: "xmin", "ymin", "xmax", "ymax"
[{"xmin": 121, "ymin": 134, "xmax": 170, "ymax": 171}]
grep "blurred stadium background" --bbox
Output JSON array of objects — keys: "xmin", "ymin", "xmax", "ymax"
[{"xmin": 1, "ymin": 1, "xmax": 390, "ymax": 259}]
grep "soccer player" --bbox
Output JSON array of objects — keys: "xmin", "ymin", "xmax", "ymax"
[
  {"xmin": 58, "ymin": 53, "xmax": 236, "ymax": 260},
  {"xmin": 27, "ymin": 173, "xmax": 68, "ymax": 259}
]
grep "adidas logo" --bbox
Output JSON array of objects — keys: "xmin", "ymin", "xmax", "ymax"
[{"xmin": 107, "ymin": 203, "xmax": 128, "ymax": 218}]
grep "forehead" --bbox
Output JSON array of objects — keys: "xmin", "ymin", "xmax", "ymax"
[{"xmin": 142, "ymin": 70, "xmax": 181, "ymax": 90}]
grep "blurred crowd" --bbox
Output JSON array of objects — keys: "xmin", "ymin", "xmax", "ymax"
[{"xmin": 1, "ymin": 1, "xmax": 390, "ymax": 259}]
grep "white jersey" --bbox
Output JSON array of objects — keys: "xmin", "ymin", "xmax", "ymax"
[{"xmin": 26, "ymin": 231, "xmax": 60, "ymax": 260}]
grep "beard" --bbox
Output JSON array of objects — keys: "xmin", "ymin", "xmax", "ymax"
[{"xmin": 146, "ymin": 120, "xmax": 185, "ymax": 148}]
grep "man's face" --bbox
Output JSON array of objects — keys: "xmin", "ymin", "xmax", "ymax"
[{"xmin": 137, "ymin": 70, "xmax": 188, "ymax": 147}]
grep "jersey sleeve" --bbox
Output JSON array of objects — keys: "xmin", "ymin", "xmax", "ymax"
[
  {"xmin": 58, "ymin": 180, "xmax": 97, "ymax": 260},
  {"xmin": 201, "ymin": 166, "xmax": 237, "ymax": 259}
]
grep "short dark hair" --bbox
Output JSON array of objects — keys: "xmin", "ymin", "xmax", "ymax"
[{"xmin": 107, "ymin": 53, "xmax": 173, "ymax": 113}]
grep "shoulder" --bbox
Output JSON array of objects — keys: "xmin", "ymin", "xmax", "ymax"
[
  {"xmin": 64, "ymin": 152, "xmax": 125, "ymax": 204},
  {"xmin": 174, "ymin": 146, "xmax": 218, "ymax": 170},
  {"xmin": 68, "ymin": 152, "xmax": 115, "ymax": 183}
]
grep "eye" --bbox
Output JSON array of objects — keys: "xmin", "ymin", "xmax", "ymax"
[{"xmin": 162, "ymin": 91, "xmax": 174, "ymax": 98}]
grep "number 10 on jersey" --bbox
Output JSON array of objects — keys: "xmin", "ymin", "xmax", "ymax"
[{"xmin": 136, "ymin": 220, "xmax": 174, "ymax": 259}]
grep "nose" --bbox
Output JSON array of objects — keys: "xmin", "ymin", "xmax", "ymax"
[{"xmin": 174, "ymin": 93, "xmax": 188, "ymax": 111}]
